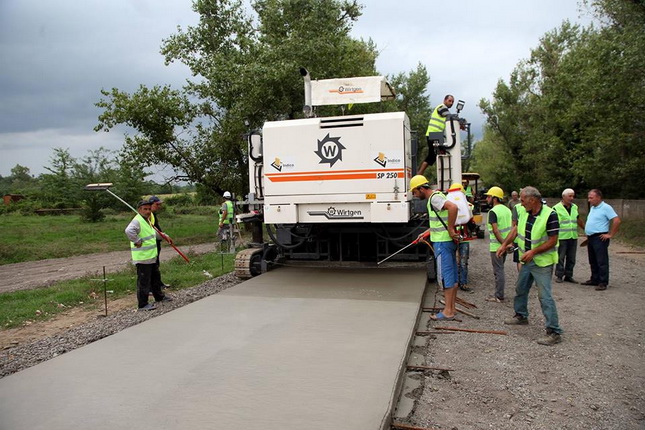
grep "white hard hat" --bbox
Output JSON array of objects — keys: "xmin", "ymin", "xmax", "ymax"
[{"xmin": 223, "ymin": 191, "xmax": 231, "ymax": 198}]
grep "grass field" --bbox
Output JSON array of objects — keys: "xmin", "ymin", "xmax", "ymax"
[
  {"xmin": 0, "ymin": 212, "xmax": 218, "ymax": 265},
  {"xmin": 0, "ymin": 251, "xmax": 237, "ymax": 329}
]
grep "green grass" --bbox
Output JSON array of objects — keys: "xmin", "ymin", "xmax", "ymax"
[
  {"xmin": 0, "ymin": 250, "xmax": 237, "ymax": 329},
  {"xmin": 0, "ymin": 212, "xmax": 218, "ymax": 265},
  {"xmin": 614, "ymin": 219, "xmax": 645, "ymax": 248}
]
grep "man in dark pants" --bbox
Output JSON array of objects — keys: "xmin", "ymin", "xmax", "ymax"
[
  {"xmin": 553, "ymin": 188, "xmax": 585, "ymax": 283},
  {"xmin": 125, "ymin": 200, "xmax": 171, "ymax": 311},
  {"xmin": 582, "ymin": 189, "xmax": 621, "ymax": 291},
  {"xmin": 149, "ymin": 195, "xmax": 172, "ymax": 289}
]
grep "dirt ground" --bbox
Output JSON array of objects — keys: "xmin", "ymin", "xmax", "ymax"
[{"xmin": 1, "ymin": 239, "xmax": 644, "ymax": 429}]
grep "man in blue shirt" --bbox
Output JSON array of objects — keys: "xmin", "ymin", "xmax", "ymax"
[{"xmin": 582, "ymin": 189, "xmax": 621, "ymax": 290}]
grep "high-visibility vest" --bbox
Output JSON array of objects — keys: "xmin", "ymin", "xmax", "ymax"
[
  {"xmin": 428, "ymin": 191, "xmax": 451, "ymax": 242},
  {"xmin": 130, "ymin": 214, "xmax": 158, "ymax": 264},
  {"xmin": 219, "ymin": 200, "xmax": 234, "ymax": 225},
  {"xmin": 488, "ymin": 204, "xmax": 512, "ymax": 252},
  {"xmin": 553, "ymin": 202, "xmax": 579, "ymax": 240},
  {"xmin": 516, "ymin": 205, "xmax": 558, "ymax": 267},
  {"xmin": 425, "ymin": 103, "xmax": 447, "ymax": 136},
  {"xmin": 464, "ymin": 185, "xmax": 473, "ymax": 198}
]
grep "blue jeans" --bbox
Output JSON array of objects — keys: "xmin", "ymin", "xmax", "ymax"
[
  {"xmin": 514, "ymin": 261, "xmax": 562, "ymax": 334},
  {"xmin": 457, "ymin": 241, "xmax": 469, "ymax": 285},
  {"xmin": 434, "ymin": 241, "xmax": 458, "ymax": 289}
]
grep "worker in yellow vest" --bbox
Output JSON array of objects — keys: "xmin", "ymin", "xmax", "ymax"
[
  {"xmin": 553, "ymin": 188, "xmax": 585, "ymax": 283},
  {"xmin": 125, "ymin": 200, "xmax": 172, "ymax": 311},
  {"xmin": 417, "ymin": 95, "xmax": 454, "ymax": 175},
  {"xmin": 218, "ymin": 191, "xmax": 235, "ymax": 244},
  {"xmin": 496, "ymin": 186, "xmax": 563, "ymax": 346},
  {"xmin": 484, "ymin": 186, "xmax": 512, "ymax": 303},
  {"xmin": 410, "ymin": 175, "xmax": 461, "ymax": 321}
]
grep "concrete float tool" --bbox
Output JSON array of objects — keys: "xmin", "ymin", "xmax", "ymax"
[
  {"xmin": 377, "ymin": 230, "xmax": 430, "ymax": 266},
  {"xmin": 84, "ymin": 183, "xmax": 190, "ymax": 263}
]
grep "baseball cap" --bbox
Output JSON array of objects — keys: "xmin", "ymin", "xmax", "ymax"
[{"xmin": 148, "ymin": 195, "xmax": 162, "ymax": 203}]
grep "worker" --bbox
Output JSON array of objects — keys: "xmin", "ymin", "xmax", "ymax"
[
  {"xmin": 446, "ymin": 183, "xmax": 473, "ymax": 293},
  {"xmin": 510, "ymin": 202, "xmax": 523, "ymax": 272},
  {"xmin": 496, "ymin": 186, "xmax": 562, "ymax": 346},
  {"xmin": 508, "ymin": 191, "xmax": 520, "ymax": 210},
  {"xmin": 149, "ymin": 195, "xmax": 172, "ymax": 289},
  {"xmin": 125, "ymin": 200, "xmax": 172, "ymax": 311},
  {"xmin": 218, "ymin": 191, "xmax": 235, "ymax": 247},
  {"xmin": 582, "ymin": 189, "xmax": 621, "ymax": 291},
  {"xmin": 484, "ymin": 186, "xmax": 512, "ymax": 303},
  {"xmin": 410, "ymin": 175, "xmax": 461, "ymax": 320},
  {"xmin": 462, "ymin": 179, "xmax": 473, "ymax": 203},
  {"xmin": 553, "ymin": 189, "xmax": 585, "ymax": 283},
  {"xmin": 417, "ymin": 94, "xmax": 454, "ymax": 175}
]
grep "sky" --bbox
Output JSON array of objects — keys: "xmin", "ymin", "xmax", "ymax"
[{"xmin": 0, "ymin": 0, "xmax": 594, "ymax": 180}]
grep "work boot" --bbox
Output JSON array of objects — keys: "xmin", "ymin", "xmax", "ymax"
[
  {"xmin": 156, "ymin": 295, "xmax": 174, "ymax": 303},
  {"xmin": 563, "ymin": 277, "xmax": 578, "ymax": 284},
  {"xmin": 595, "ymin": 284, "xmax": 607, "ymax": 291},
  {"xmin": 555, "ymin": 277, "xmax": 563, "ymax": 283},
  {"xmin": 581, "ymin": 280, "xmax": 598, "ymax": 286},
  {"xmin": 537, "ymin": 332, "xmax": 562, "ymax": 346},
  {"xmin": 504, "ymin": 314, "xmax": 528, "ymax": 325},
  {"xmin": 137, "ymin": 303, "xmax": 157, "ymax": 311}
]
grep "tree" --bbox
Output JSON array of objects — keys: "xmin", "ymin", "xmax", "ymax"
[
  {"xmin": 95, "ymin": 0, "xmax": 383, "ymax": 197},
  {"xmin": 475, "ymin": 0, "xmax": 645, "ymax": 198},
  {"xmin": 38, "ymin": 148, "xmax": 79, "ymax": 208}
]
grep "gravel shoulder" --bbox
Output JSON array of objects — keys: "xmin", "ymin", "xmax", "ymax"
[{"xmin": 1, "ymin": 239, "xmax": 644, "ymax": 429}]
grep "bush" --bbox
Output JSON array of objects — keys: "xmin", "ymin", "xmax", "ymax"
[{"xmin": 165, "ymin": 193, "xmax": 194, "ymax": 206}]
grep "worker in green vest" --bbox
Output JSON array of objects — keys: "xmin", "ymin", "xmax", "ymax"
[
  {"xmin": 125, "ymin": 200, "xmax": 172, "ymax": 311},
  {"xmin": 410, "ymin": 175, "xmax": 461, "ymax": 321},
  {"xmin": 553, "ymin": 188, "xmax": 585, "ymax": 283},
  {"xmin": 417, "ymin": 94, "xmax": 454, "ymax": 175},
  {"xmin": 218, "ymin": 191, "xmax": 235, "ymax": 243},
  {"xmin": 496, "ymin": 186, "xmax": 563, "ymax": 346},
  {"xmin": 484, "ymin": 186, "xmax": 512, "ymax": 303}
]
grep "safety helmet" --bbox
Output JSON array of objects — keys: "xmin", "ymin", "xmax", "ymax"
[
  {"xmin": 409, "ymin": 175, "xmax": 429, "ymax": 191},
  {"xmin": 223, "ymin": 191, "xmax": 232, "ymax": 198},
  {"xmin": 485, "ymin": 186, "xmax": 504, "ymax": 199},
  {"xmin": 448, "ymin": 182, "xmax": 464, "ymax": 192}
]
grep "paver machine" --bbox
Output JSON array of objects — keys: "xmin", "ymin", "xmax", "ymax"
[{"xmin": 235, "ymin": 69, "xmax": 468, "ymax": 279}]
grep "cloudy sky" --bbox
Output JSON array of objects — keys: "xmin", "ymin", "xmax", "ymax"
[{"xmin": 0, "ymin": 0, "xmax": 593, "ymax": 179}]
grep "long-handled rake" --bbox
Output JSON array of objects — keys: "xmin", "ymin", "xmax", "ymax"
[{"xmin": 84, "ymin": 183, "xmax": 190, "ymax": 263}]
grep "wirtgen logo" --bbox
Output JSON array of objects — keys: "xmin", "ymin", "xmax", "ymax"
[
  {"xmin": 307, "ymin": 206, "xmax": 364, "ymax": 220},
  {"xmin": 314, "ymin": 134, "xmax": 345, "ymax": 167}
]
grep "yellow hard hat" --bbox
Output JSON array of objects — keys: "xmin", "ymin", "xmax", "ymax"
[
  {"xmin": 449, "ymin": 182, "xmax": 464, "ymax": 192},
  {"xmin": 409, "ymin": 175, "xmax": 429, "ymax": 191},
  {"xmin": 486, "ymin": 186, "xmax": 504, "ymax": 199}
]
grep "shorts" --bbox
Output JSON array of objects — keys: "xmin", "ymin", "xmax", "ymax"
[{"xmin": 434, "ymin": 241, "xmax": 458, "ymax": 289}]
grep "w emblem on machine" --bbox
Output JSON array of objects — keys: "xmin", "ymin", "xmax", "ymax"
[{"xmin": 314, "ymin": 133, "xmax": 345, "ymax": 167}]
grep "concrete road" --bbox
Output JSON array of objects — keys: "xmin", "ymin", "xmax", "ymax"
[{"xmin": 0, "ymin": 266, "xmax": 426, "ymax": 430}]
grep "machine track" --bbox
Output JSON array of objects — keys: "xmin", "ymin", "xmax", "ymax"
[{"xmin": 234, "ymin": 247, "xmax": 264, "ymax": 279}]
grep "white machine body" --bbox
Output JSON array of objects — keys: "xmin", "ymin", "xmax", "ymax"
[{"xmin": 253, "ymin": 111, "xmax": 413, "ymax": 224}]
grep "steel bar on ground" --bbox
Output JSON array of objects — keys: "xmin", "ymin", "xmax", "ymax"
[
  {"xmin": 455, "ymin": 297, "xmax": 478, "ymax": 309},
  {"xmin": 391, "ymin": 422, "xmax": 440, "ymax": 430},
  {"xmin": 406, "ymin": 365, "xmax": 455, "ymax": 372},
  {"xmin": 415, "ymin": 331, "xmax": 455, "ymax": 335},
  {"xmin": 434, "ymin": 326, "xmax": 508, "ymax": 335},
  {"xmin": 439, "ymin": 300, "xmax": 480, "ymax": 319}
]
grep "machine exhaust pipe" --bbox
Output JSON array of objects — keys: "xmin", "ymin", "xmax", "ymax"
[{"xmin": 300, "ymin": 67, "xmax": 313, "ymax": 118}]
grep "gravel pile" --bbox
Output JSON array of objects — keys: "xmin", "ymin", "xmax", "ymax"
[{"xmin": 0, "ymin": 273, "xmax": 240, "ymax": 379}]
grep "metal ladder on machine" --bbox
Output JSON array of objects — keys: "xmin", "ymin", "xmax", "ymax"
[{"xmin": 436, "ymin": 147, "xmax": 453, "ymax": 192}]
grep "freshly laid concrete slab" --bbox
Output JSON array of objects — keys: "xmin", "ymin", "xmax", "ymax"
[{"xmin": 0, "ymin": 266, "xmax": 426, "ymax": 430}]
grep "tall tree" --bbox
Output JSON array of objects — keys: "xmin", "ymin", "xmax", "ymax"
[
  {"xmin": 476, "ymin": 0, "xmax": 644, "ymax": 198},
  {"xmin": 96, "ymin": 0, "xmax": 380, "ymax": 196}
]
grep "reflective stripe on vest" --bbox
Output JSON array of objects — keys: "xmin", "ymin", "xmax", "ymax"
[
  {"xmin": 130, "ymin": 214, "xmax": 158, "ymax": 264},
  {"xmin": 425, "ymin": 104, "xmax": 447, "ymax": 136},
  {"xmin": 516, "ymin": 205, "xmax": 558, "ymax": 267},
  {"xmin": 488, "ymin": 204, "xmax": 512, "ymax": 252},
  {"xmin": 553, "ymin": 202, "xmax": 579, "ymax": 240},
  {"xmin": 219, "ymin": 200, "xmax": 234, "ymax": 224},
  {"xmin": 428, "ymin": 191, "xmax": 451, "ymax": 242}
]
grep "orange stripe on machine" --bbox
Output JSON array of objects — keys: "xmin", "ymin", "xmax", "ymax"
[{"xmin": 266, "ymin": 169, "xmax": 404, "ymax": 182}]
